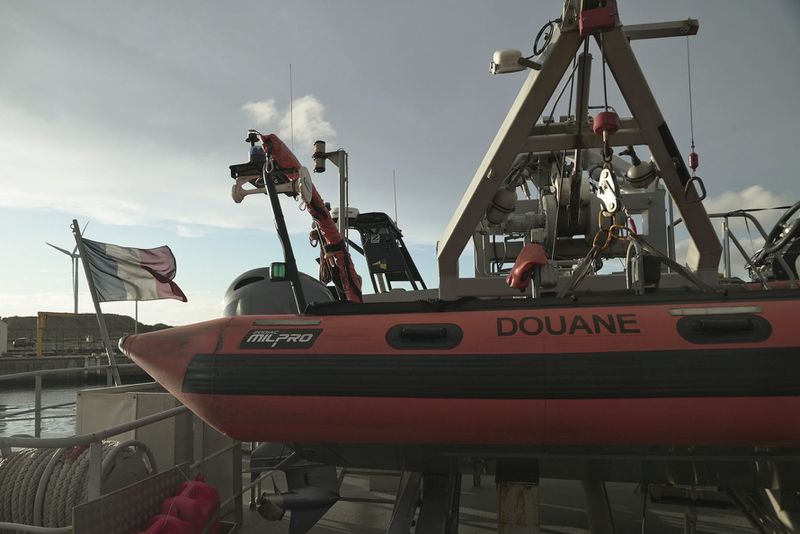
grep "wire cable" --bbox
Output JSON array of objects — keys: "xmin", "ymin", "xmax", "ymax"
[
  {"xmin": 532, "ymin": 18, "xmax": 560, "ymax": 56},
  {"xmin": 544, "ymin": 60, "xmax": 582, "ymax": 125},
  {"xmin": 686, "ymin": 36, "xmax": 695, "ymax": 148},
  {"xmin": 567, "ymin": 55, "xmax": 577, "ymax": 117},
  {"xmin": 601, "ymin": 33, "xmax": 609, "ymax": 111}
]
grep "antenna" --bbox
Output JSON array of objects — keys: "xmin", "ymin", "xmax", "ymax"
[
  {"xmin": 393, "ymin": 170, "xmax": 398, "ymax": 224},
  {"xmin": 289, "ymin": 63, "xmax": 294, "ymax": 151}
]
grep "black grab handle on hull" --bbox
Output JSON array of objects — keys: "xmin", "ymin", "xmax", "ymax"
[
  {"xmin": 677, "ymin": 315, "xmax": 772, "ymax": 344},
  {"xmin": 400, "ymin": 326, "xmax": 448, "ymax": 340},
  {"xmin": 386, "ymin": 323, "xmax": 463, "ymax": 349}
]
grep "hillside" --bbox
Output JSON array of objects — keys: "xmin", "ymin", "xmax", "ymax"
[{"xmin": 2, "ymin": 313, "xmax": 170, "ymax": 353}]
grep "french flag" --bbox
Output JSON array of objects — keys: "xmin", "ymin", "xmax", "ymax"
[{"xmin": 82, "ymin": 238, "xmax": 187, "ymax": 303}]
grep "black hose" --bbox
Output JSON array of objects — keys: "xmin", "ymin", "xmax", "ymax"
[{"xmin": 533, "ymin": 18, "xmax": 560, "ymax": 56}]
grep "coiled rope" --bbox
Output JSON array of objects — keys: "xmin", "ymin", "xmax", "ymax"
[{"xmin": 0, "ymin": 441, "xmax": 118, "ymax": 527}]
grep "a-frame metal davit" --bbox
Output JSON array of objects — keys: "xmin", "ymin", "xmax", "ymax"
[{"xmin": 437, "ymin": 0, "xmax": 722, "ymax": 300}]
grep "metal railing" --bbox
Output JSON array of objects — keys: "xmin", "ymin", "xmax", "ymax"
[
  {"xmin": 0, "ymin": 362, "xmax": 140, "ymax": 438},
  {"xmin": 668, "ymin": 208, "xmax": 799, "ymax": 287},
  {"xmin": 0, "ymin": 363, "xmax": 246, "ymax": 534}
]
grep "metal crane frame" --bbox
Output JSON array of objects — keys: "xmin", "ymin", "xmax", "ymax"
[{"xmin": 437, "ymin": 1, "xmax": 721, "ymax": 299}]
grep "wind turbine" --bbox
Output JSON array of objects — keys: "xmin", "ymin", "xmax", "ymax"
[{"xmin": 46, "ymin": 221, "xmax": 89, "ymax": 314}]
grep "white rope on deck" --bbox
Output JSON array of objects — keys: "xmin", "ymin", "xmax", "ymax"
[{"xmin": 0, "ymin": 441, "xmax": 118, "ymax": 528}]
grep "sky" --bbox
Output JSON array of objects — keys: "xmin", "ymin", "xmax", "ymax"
[{"xmin": 1, "ymin": 1, "xmax": 798, "ymax": 326}]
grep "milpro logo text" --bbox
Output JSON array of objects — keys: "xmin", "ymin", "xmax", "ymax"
[{"xmin": 240, "ymin": 329, "xmax": 322, "ymax": 349}]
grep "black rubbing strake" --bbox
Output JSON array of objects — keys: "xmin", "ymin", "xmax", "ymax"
[{"xmin": 181, "ymin": 347, "xmax": 800, "ymax": 399}]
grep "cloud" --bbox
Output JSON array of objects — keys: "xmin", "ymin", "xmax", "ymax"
[
  {"xmin": 241, "ymin": 100, "xmax": 278, "ymax": 125},
  {"xmin": 100, "ymin": 292, "xmax": 225, "ymax": 326},
  {"xmin": 242, "ymin": 94, "xmax": 336, "ymax": 152},
  {"xmin": 176, "ymin": 224, "xmax": 206, "ymax": 238},
  {"xmin": 0, "ymin": 101, "xmax": 318, "ymax": 233},
  {"xmin": 703, "ymin": 185, "xmax": 786, "ymax": 217}
]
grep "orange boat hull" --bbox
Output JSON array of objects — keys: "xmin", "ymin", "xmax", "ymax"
[{"xmin": 121, "ymin": 293, "xmax": 800, "ymax": 447}]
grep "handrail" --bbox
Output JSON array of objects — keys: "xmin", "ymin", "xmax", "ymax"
[
  {"xmin": 0, "ymin": 402, "xmax": 76, "ymax": 421},
  {"xmin": 669, "ymin": 209, "xmax": 798, "ymax": 286},
  {"xmin": 0, "ymin": 360, "xmax": 146, "ymax": 438},
  {"xmin": 190, "ymin": 442, "xmax": 240, "ymax": 471},
  {"xmin": 0, "ymin": 401, "xmax": 264, "ymax": 533},
  {"xmin": 0, "ymin": 369, "xmax": 250, "ymax": 533},
  {"xmin": 669, "ymin": 210, "xmax": 770, "ymax": 238},
  {"xmin": 0, "ymin": 405, "xmax": 189, "ymax": 448},
  {"xmin": 2, "ymin": 414, "xmax": 74, "ymax": 423},
  {"xmin": 0, "ymin": 363, "xmax": 139, "ymax": 382}
]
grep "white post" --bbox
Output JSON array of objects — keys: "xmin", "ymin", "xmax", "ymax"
[
  {"xmin": 338, "ymin": 150, "xmax": 349, "ymax": 248},
  {"xmin": 73, "ymin": 257, "xmax": 79, "ymax": 314},
  {"xmin": 722, "ymin": 218, "xmax": 731, "ymax": 279},
  {"xmin": 34, "ymin": 374, "xmax": 42, "ymax": 437},
  {"xmin": 87, "ymin": 441, "xmax": 102, "ymax": 500}
]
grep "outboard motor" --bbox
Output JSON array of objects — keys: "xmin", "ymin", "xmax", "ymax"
[{"xmin": 222, "ymin": 267, "xmax": 334, "ymax": 316}]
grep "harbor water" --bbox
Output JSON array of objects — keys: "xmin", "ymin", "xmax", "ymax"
[{"xmin": 0, "ymin": 383, "xmax": 85, "ymax": 437}]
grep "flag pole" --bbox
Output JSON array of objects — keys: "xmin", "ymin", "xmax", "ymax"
[{"xmin": 72, "ymin": 219, "xmax": 122, "ymax": 386}]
